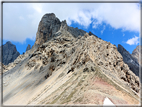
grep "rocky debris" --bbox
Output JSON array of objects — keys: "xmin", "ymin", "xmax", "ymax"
[
  {"xmin": 132, "ymin": 45, "xmax": 142, "ymax": 66},
  {"xmin": 117, "ymin": 44, "xmax": 139, "ymax": 76},
  {"xmin": 26, "ymin": 44, "xmax": 31, "ymax": 51},
  {"xmin": 3, "ymin": 13, "xmax": 140, "ymax": 105},
  {"xmin": 0, "ymin": 41, "xmax": 20, "ymax": 65},
  {"xmin": 0, "ymin": 62, "xmax": 8, "ymax": 74},
  {"xmin": 24, "ymin": 30, "xmax": 141, "ymax": 94}
]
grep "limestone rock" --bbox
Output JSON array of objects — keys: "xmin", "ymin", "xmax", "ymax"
[
  {"xmin": 26, "ymin": 44, "xmax": 31, "ymax": 51},
  {"xmin": 3, "ymin": 13, "xmax": 140, "ymax": 105},
  {"xmin": 132, "ymin": 45, "xmax": 142, "ymax": 65},
  {"xmin": 117, "ymin": 44, "xmax": 139, "ymax": 76},
  {"xmin": 34, "ymin": 13, "xmax": 61, "ymax": 46},
  {"xmin": 0, "ymin": 41, "xmax": 20, "ymax": 65},
  {"xmin": 33, "ymin": 13, "xmax": 86, "ymax": 47}
]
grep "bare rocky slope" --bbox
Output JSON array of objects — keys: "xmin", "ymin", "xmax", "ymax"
[{"xmin": 2, "ymin": 13, "xmax": 140, "ymax": 106}]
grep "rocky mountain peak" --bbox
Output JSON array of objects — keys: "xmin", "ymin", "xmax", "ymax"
[
  {"xmin": 117, "ymin": 44, "xmax": 139, "ymax": 76},
  {"xmin": 34, "ymin": 13, "xmax": 61, "ymax": 47},
  {"xmin": 118, "ymin": 44, "xmax": 128, "ymax": 54},
  {"xmin": 26, "ymin": 44, "xmax": 31, "ymax": 52},
  {"xmin": 60, "ymin": 20, "xmax": 68, "ymax": 30},
  {"xmin": 0, "ymin": 41, "xmax": 20, "ymax": 65},
  {"xmin": 3, "ymin": 13, "xmax": 141, "ymax": 105},
  {"xmin": 42, "ymin": 13, "xmax": 56, "ymax": 20},
  {"xmin": 132, "ymin": 45, "xmax": 142, "ymax": 65},
  {"xmin": 33, "ymin": 13, "xmax": 86, "ymax": 48},
  {"xmin": 6, "ymin": 41, "xmax": 12, "ymax": 45}
]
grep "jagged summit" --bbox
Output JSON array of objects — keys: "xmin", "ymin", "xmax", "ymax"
[
  {"xmin": 34, "ymin": 13, "xmax": 61, "ymax": 46},
  {"xmin": 117, "ymin": 44, "xmax": 139, "ymax": 76},
  {"xmin": 6, "ymin": 41, "xmax": 12, "ymax": 44},
  {"xmin": 132, "ymin": 45, "xmax": 142, "ymax": 66},
  {"xmin": 42, "ymin": 13, "xmax": 56, "ymax": 20},
  {"xmin": 0, "ymin": 41, "xmax": 20, "ymax": 65},
  {"xmin": 2, "ymin": 13, "xmax": 140, "ymax": 105},
  {"xmin": 26, "ymin": 44, "xmax": 31, "ymax": 52},
  {"xmin": 34, "ymin": 13, "xmax": 86, "ymax": 48}
]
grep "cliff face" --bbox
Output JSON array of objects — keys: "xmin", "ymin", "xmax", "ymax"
[
  {"xmin": 26, "ymin": 44, "xmax": 31, "ymax": 52},
  {"xmin": 132, "ymin": 45, "xmax": 142, "ymax": 66},
  {"xmin": 3, "ymin": 13, "xmax": 140, "ymax": 105},
  {"xmin": 117, "ymin": 44, "xmax": 139, "ymax": 76},
  {"xmin": 34, "ymin": 13, "xmax": 86, "ymax": 47},
  {"xmin": 0, "ymin": 41, "xmax": 20, "ymax": 65},
  {"xmin": 34, "ymin": 13, "xmax": 61, "ymax": 46}
]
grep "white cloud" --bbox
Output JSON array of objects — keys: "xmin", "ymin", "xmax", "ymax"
[
  {"xmin": 126, "ymin": 36, "xmax": 139, "ymax": 45},
  {"xmin": 3, "ymin": 3, "xmax": 140, "ymax": 43},
  {"xmin": 101, "ymin": 25, "xmax": 106, "ymax": 34}
]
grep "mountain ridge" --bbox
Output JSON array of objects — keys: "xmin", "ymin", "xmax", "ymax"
[{"xmin": 2, "ymin": 13, "xmax": 140, "ymax": 105}]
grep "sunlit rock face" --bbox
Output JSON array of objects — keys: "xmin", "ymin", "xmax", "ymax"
[
  {"xmin": 3, "ymin": 13, "xmax": 140, "ymax": 106},
  {"xmin": 132, "ymin": 45, "xmax": 142, "ymax": 66},
  {"xmin": 34, "ymin": 13, "xmax": 86, "ymax": 48}
]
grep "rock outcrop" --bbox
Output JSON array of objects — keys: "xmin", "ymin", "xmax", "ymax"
[
  {"xmin": 3, "ymin": 13, "xmax": 140, "ymax": 105},
  {"xmin": 117, "ymin": 44, "xmax": 139, "ymax": 76},
  {"xmin": 34, "ymin": 13, "xmax": 86, "ymax": 47},
  {"xmin": 0, "ymin": 41, "xmax": 20, "ymax": 65},
  {"xmin": 34, "ymin": 13, "xmax": 61, "ymax": 46},
  {"xmin": 26, "ymin": 44, "xmax": 31, "ymax": 52},
  {"xmin": 132, "ymin": 45, "xmax": 142, "ymax": 66}
]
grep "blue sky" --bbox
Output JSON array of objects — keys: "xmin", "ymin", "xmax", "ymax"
[{"xmin": 2, "ymin": 3, "xmax": 140, "ymax": 54}]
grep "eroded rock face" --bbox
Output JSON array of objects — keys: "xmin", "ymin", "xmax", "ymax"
[
  {"xmin": 33, "ymin": 13, "xmax": 86, "ymax": 47},
  {"xmin": 117, "ymin": 44, "xmax": 139, "ymax": 76},
  {"xmin": 34, "ymin": 13, "xmax": 61, "ymax": 46},
  {"xmin": 132, "ymin": 45, "xmax": 142, "ymax": 66},
  {"xmin": 3, "ymin": 13, "xmax": 140, "ymax": 105},
  {"xmin": 26, "ymin": 44, "xmax": 31, "ymax": 52},
  {"xmin": 0, "ymin": 41, "xmax": 20, "ymax": 65}
]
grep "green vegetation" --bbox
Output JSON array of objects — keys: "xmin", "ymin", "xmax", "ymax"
[
  {"xmin": 74, "ymin": 96, "xmax": 84, "ymax": 103},
  {"xmin": 61, "ymin": 89, "xmax": 77, "ymax": 104},
  {"xmin": 50, "ymin": 89, "xmax": 65, "ymax": 104},
  {"xmin": 94, "ymin": 66, "xmax": 123, "ymax": 91}
]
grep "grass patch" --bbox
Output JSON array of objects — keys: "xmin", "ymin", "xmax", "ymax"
[
  {"xmin": 94, "ymin": 66, "xmax": 123, "ymax": 91},
  {"xmin": 94, "ymin": 66, "xmax": 140, "ymax": 101},
  {"xmin": 77, "ymin": 75, "xmax": 87, "ymax": 87},
  {"xmin": 58, "ymin": 72, "xmax": 64, "ymax": 78},
  {"xmin": 61, "ymin": 89, "xmax": 77, "ymax": 104},
  {"xmin": 74, "ymin": 97, "xmax": 84, "ymax": 103},
  {"xmin": 94, "ymin": 66, "xmax": 136, "ymax": 96},
  {"xmin": 50, "ymin": 90, "xmax": 65, "ymax": 104}
]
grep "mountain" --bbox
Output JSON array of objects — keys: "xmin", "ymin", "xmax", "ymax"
[
  {"xmin": 132, "ymin": 45, "xmax": 142, "ymax": 66},
  {"xmin": 26, "ymin": 44, "xmax": 31, "ymax": 52},
  {"xmin": 33, "ymin": 13, "xmax": 86, "ymax": 48},
  {"xmin": 117, "ymin": 44, "xmax": 139, "ymax": 76},
  {"xmin": 0, "ymin": 41, "xmax": 20, "ymax": 65},
  {"xmin": 3, "ymin": 13, "xmax": 140, "ymax": 105}
]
